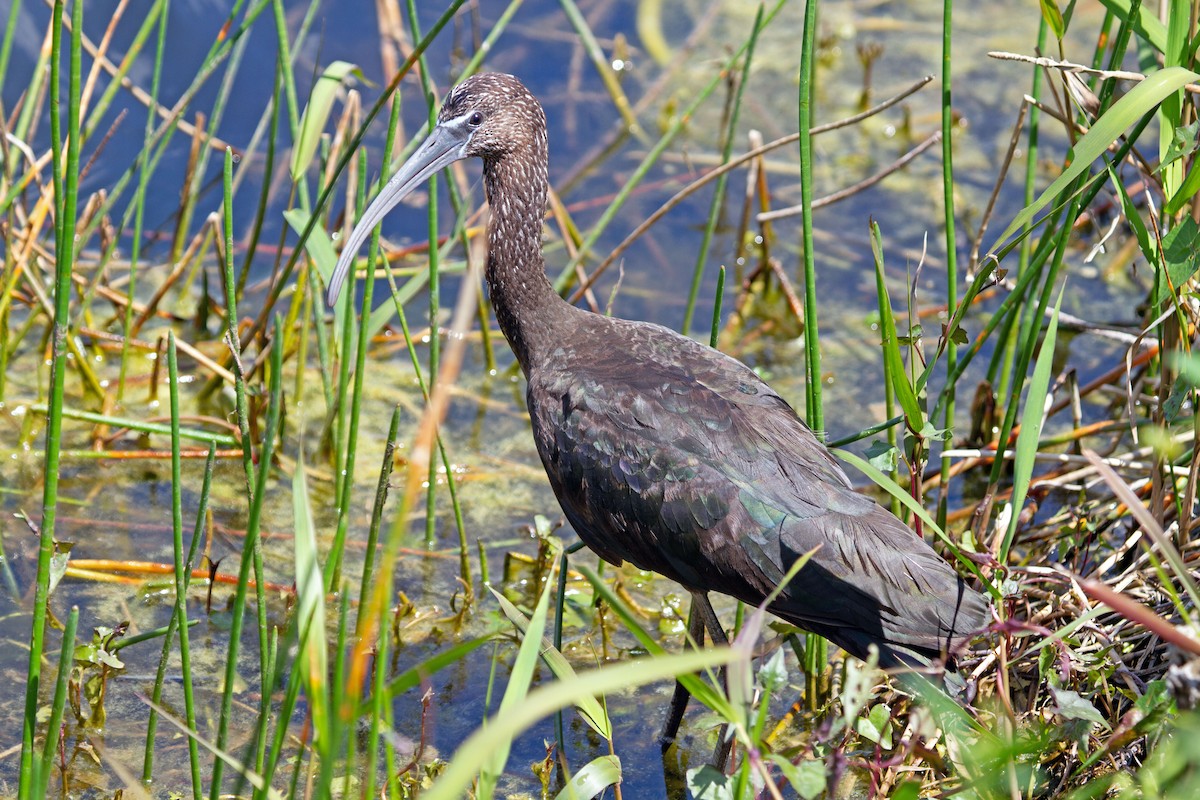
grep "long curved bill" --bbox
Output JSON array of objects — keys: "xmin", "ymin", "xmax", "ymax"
[{"xmin": 325, "ymin": 122, "xmax": 470, "ymax": 308}]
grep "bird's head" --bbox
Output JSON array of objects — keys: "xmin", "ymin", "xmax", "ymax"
[{"xmin": 325, "ymin": 72, "xmax": 542, "ymax": 307}]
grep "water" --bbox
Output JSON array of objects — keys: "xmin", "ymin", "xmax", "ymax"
[{"xmin": 0, "ymin": 0, "xmax": 1134, "ymax": 796}]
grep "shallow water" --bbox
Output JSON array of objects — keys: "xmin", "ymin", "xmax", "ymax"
[{"xmin": 0, "ymin": 0, "xmax": 1137, "ymax": 796}]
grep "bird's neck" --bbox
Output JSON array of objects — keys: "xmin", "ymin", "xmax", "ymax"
[{"xmin": 482, "ymin": 150, "xmax": 570, "ymax": 374}]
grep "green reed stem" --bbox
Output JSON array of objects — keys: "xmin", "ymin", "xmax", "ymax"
[
  {"xmin": 994, "ymin": 17, "xmax": 1047, "ymax": 404},
  {"xmin": 404, "ymin": 0, "xmax": 443, "ymax": 546},
  {"xmin": 118, "ymin": 0, "xmax": 169, "ymax": 401},
  {"xmin": 936, "ymin": 0, "xmax": 958, "ymax": 529},
  {"xmin": 326, "ymin": 98, "xmax": 400, "ymax": 590},
  {"xmin": 797, "ymin": 0, "xmax": 827, "ymax": 706},
  {"xmin": 683, "ymin": 7, "xmax": 760, "ymax": 335},
  {"xmin": 208, "ymin": 317, "xmax": 283, "ymax": 800},
  {"xmin": 357, "ymin": 404, "xmax": 403, "ymax": 631},
  {"xmin": 224, "ymin": 149, "xmax": 271, "ymax": 717},
  {"xmin": 0, "ymin": 0, "xmax": 20, "ymax": 86},
  {"xmin": 36, "ymin": 606, "xmax": 77, "ymax": 797},
  {"xmin": 27, "ymin": 405, "xmax": 237, "ymax": 447},
  {"xmin": 20, "ymin": 2, "xmax": 80, "ymax": 794},
  {"xmin": 798, "ymin": 0, "xmax": 821, "ymax": 432},
  {"xmin": 141, "ymin": 335, "xmax": 203, "ymax": 797}
]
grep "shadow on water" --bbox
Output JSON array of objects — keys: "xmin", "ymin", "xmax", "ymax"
[{"xmin": 0, "ymin": 0, "xmax": 1141, "ymax": 795}]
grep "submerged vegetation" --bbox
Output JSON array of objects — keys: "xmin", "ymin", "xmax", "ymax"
[{"xmin": 2, "ymin": 0, "xmax": 1200, "ymax": 797}]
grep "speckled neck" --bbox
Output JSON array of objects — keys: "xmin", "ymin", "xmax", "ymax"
[{"xmin": 481, "ymin": 140, "xmax": 572, "ymax": 375}]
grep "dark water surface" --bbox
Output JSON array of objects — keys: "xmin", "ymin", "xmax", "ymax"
[{"xmin": 1, "ymin": 0, "xmax": 1135, "ymax": 796}]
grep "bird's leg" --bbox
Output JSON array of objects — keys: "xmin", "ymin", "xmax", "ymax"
[
  {"xmin": 659, "ymin": 596, "xmax": 706, "ymax": 749},
  {"xmin": 693, "ymin": 592, "xmax": 734, "ymax": 772}
]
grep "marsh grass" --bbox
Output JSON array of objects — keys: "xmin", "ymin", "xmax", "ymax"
[{"xmin": 4, "ymin": 0, "xmax": 1200, "ymax": 797}]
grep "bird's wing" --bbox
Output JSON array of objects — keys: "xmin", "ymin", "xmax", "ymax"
[{"xmin": 527, "ymin": 319, "xmax": 986, "ymax": 657}]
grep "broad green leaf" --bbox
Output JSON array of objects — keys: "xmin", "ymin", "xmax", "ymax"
[
  {"xmin": 856, "ymin": 702, "xmax": 894, "ymax": 747},
  {"xmin": 554, "ymin": 755, "xmax": 621, "ymax": 800},
  {"xmin": 864, "ymin": 440, "xmax": 898, "ymax": 472},
  {"xmin": 769, "ymin": 755, "xmax": 826, "ymax": 800},
  {"xmin": 1159, "ymin": 217, "xmax": 1200, "ymax": 303},
  {"xmin": 1161, "ymin": 121, "xmax": 1200, "ymax": 168},
  {"xmin": 687, "ymin": 765, "xmax": 734, "ymax": 800},
  {"xmin": 1000, "ymin": 283, "xmax": 1064, "ymax": 562},
  {"xmin": 990, "ymin": 67, "xmax": 1200, "ymax": 252},
  {"xmin": 290, "ymin": 61, "xmax": 361, "ymax": 181},
  {"xmin": 1050, "ymin": 686, "xmax": 1110, "ymax": 730}
]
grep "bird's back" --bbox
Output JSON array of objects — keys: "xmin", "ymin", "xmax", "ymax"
[{"xmin": 525, "ymin": 313, "xmax": 988, "ymax": 667}]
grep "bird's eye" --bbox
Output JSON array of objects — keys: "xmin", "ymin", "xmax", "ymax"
[{"xmin": 468, "ymin": 111, "xmax": 484, "ymax": 127}]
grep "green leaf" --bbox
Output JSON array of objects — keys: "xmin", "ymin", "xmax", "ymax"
[
  {"xmin": 290, "ymin": 61, "xmax": 361, "ymax": 181},
  {"xmin": 865, "ymin": 440, "xmax": 898, "ymax": 472},
  {"xmin": 1050, "ymin": 686, "xmax": 1110, "ymax": 730},
  {"xmin": 871, "ymin": 222, "xmax": 924, "ymax": 430},
  {"xmin": 1165, "ymin": 155, "xmax": 1200, "ymax": 216},
  {"xmin": 1151, "ymin": 216, "xmax": 1200, "ymax": 305},
  {"xmin": 990, "ymin": 66, "xmax": 1200, "ymax": 252},
  {"xmin": 1161, "ymin": 121, "xmax": 1200, "ymax": 168},
  {"xmin": 554, "ymin": 755, "xmax": 621, "ymax": 800},
  {"xmin": 687, "ymin": 765, "xmax": 734, "ymax": 800},
  {"xmin": 758, "ymin": 646, "xmax": 788, "ymax": 693},
  {"xmin": 769, "ymin": 755, "xmax": 826, "ymax": 800},
  {"xmin": 1039, "ymin": 0, "xmax": 1066, "ymax": 40},
  {"xmin": 1000, "ymin": 283, "xmax": 1064, "ymax": 562},
  {"xmin": 856, "ymin": 702, "xmax": 894, "ymax": 747}
]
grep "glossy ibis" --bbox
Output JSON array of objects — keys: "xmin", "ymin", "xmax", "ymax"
[{"xmin": 326, "ymin": 72, "xmax": 990, "ymax": 762}]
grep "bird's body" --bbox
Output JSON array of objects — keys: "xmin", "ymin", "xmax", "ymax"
[{"xmin": 327, "ymin": 72, "xmax": 988, "ymax": 686}]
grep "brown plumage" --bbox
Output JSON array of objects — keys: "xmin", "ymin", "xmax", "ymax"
[{"xmin": 327, "ymin": 72, "xmax": 990, "ymax": 749}]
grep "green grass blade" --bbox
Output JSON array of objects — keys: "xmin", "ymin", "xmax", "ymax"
[
  {"xmin": 990, "ymin": 66, "xmax": 1199, "ymax": 251},
  {"xmin": 999, "ymin": 284, "xmax": 1064, "ymax": 562},
  {"xmin": 289, "ymin": 60, "xmax": 360, "ymax": 182},
  {"xmin": 492, "ymin": 588, "xmax": 613, "ymax": 739},
  {"xmin": 291, "ymin": 455, "xmax": 329, "ymax": 742},
  {"xmin": 870, "ymin": 223, "xmax": 925, "ymax": 431},
  {"xmin": 577, "ymin": 563, "xmax": 733, "ymax": 715}
]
